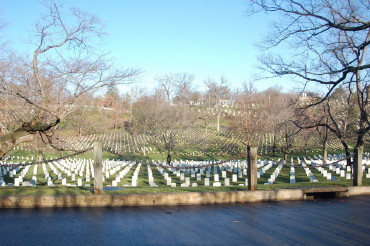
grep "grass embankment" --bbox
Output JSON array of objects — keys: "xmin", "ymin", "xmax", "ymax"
[{"xmin": 1, "ymin": 179, "xmax": 369, "ymax": 196}]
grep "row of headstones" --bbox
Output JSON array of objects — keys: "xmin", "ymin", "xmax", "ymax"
[
  {"xmin": 1, "ymin": 158, "xmax": 136, "ymax": 187},
  {"xmin": 301, "ymin": 155, "xmax": 370, "ymax": 181},
  {"xmin": 156, "ymin": 165, "xmax": 249, "ymax": 188},
  {"xmin": 111, "ymin": 162, "xmax": 136, "ymax": 187},
  {"xmin": 313, "ymin": 155, "xmax": 370, "ymax": 176},
  {"xmin": 76, "ymin": 127, "xmax": 245, "ymax": 157},
  {"xmin": 6, "ymin": 153, "xmax": 369, "ymax": 188},
  {"xmin": 264, "ymin": 164, "xmax": 283, "ymax": 185},
  {"xmin": 153, "ymin": 160, "xmax": 278, "ymax": 187}
]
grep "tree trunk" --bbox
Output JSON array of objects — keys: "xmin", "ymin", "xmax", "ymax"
[
  {"xmin": 247, "ymin": 146, "xmax": 258, "ymax": 191},
  {"xmin": 323, "ymin": 139, "xmax": 328, "ymax": 163},
  {"xmin": 166, "ymin": 148, "xmax": 173, "ymax": 164},
  {"xmin": 216, "ymin": 114, "xmax": 220, "ymax": 131},
  {"xmin": 353, "ymin": 134, "xmax": 365, "ymax": 186},
  {"xmin": 272, "ymin": 135, "xmax": 277, "ymax": 156},
  {"xmin": 353, "ymin": 145, "xmax": 364, "ymax": 186},
  {"xmin": 341, "ymin": 140, "xmax": 352, "ymax": 167},
  {"xmin": 284, "ymin": 153, "xmax": 288, "ymax": 162}
]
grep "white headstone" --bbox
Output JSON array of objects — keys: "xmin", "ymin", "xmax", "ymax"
[
  {"xmin": 204, "ymin": 178, "xmax": 210, "ymax": 186},
  {"xmin": 221, "ymin": 171, "xmax": 226, "ymax": 178},
  {"xmin": 14, "ymin": 178, "xmax": 20, "ymax": 186},
  {"xmin": 346, "ymin": 173, "xmax": 351, "ymax": 180},
  {"xmin": 224, "ymin": 178, "xmax": 230, "ymax": 186},
  {"xmin": 232, "ymin": 174, "xmax": 237, "ymax": 182},
  {"xmin": 214, "ymin": 174, "xmax": 219, "ymax": 182}
]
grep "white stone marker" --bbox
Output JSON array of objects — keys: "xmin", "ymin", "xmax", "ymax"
[
  {"xmin": 77, "ymin": 178, "xmax": 82, "ymax": 187},
  {"xmin": 224, "ymin": 178, "xmax": 230, "ymax": 186},
  {"xmin": 14, "ymin": 178, "xmax": 20, "ymax": 186},
  {"xmin": 214, "ymin": 174, "xmax": 219, "ymax": 182},
  {"xmin": 204, "ymin": 178, "xmax": 210, "ymax": 186},
  {"xmin": 232, "ymin": 174, "xmax": 237, "ymax": 182},
  {"xmin": 326, "ymin": 173, "xmax": 332, "ymax": 180},
  {"xmin": 222, "ymin": 171, "xmax": 226, "ymax": 178},
  {"xmin": 185, "ymin": 177, "xmax": 190, "ymax": 186}
]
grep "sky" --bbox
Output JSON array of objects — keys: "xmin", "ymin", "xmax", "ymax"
[{"xmin": 0, "ymin": 0, "xmax": 296, "ymax": 93}]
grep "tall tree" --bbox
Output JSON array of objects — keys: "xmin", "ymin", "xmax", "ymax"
[
  {"xmin": 0, "ymin": 1, "xmax": 139, "ymax": 158},
  {"xmin": 248, "ymin": 0, "xmax": 370, "ymax": 185}
]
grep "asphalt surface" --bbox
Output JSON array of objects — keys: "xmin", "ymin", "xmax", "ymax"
[{"xmin": 1, "ymin": 196, "xmax": 370, "ymax": 245}]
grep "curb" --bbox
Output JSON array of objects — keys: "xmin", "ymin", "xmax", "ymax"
[{"xmin": 0, "ymin": 186, "xmax": 369, "ymax": 209}]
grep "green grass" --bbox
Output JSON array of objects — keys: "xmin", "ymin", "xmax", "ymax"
[
  {"xmin": 0, "ymin": 186, "xmax": 92, "ymax": 196},
  {"xmin": 1, "ymin": 178, "xmax": 370, "ymax": 196}
]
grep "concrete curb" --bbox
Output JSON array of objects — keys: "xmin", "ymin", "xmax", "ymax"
[{"xmin": 0, "ymin": 186, "xmax": 369, "ymax": 209}]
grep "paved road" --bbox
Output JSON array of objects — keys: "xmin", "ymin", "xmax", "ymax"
[{"xmin": 1, "ymin": 196, "xmax": 370, "ymax": 245}]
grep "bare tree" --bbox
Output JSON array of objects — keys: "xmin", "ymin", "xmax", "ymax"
[
  {"xmin": 204, "ymin": 76, "xmax": 230, "ymax": 131},
  {"xmin": 0, "ymin": 1, "xmax": 140, "ymax": 159},
  {"xmin": 204, "ymin": 76, "xmax": 230, "ymax": 107},
  {"xmin": 248, "ymin": 0, "xmax": 370, "ymax": 184},
  {"xmin": 229, "ymin": 87, "xmax": 270, "ymax": 150},
  {"xmin": 297, "ymin": 87, "xmax": 359, "ymax": 166},
  {"xmin": 132, "ymin": 94, "xmax": 196, "ymax": 164},
  {"xmin": 173, "ymin": 73, "xmax": 196, "ymax": 105},
  {"xmin": 155, "ymin": 73, "xmax": 176, "ymax": 103}
]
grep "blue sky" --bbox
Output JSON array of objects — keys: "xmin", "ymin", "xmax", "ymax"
[{"xmin": 0, "ymin": 0, "xmax": 294, "ymax": 93}]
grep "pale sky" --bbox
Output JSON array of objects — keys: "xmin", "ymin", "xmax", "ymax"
[{"xmin": 1, "ymin": 0, "xmax": 296, "ymax": 93}]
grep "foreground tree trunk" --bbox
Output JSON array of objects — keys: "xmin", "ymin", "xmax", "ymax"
[
  {"xmin": 340, "ymin": 140, "xmax": 352, "ymax": 167},
  {"xmin": 353, "ymin": 146, "xmax": 364, "ymax": 186},
  {"xmin": 323, "ymin": 140, "xmax": 328, "ymax": 163},
  {"xmin": 247, "ymin": 146, "xmax": 258, "ymax": 191}
]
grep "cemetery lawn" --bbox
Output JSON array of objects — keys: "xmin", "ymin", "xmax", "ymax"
[{"xmin": 1, "ymin": 179, "xmax": 369, "ymax": 196}]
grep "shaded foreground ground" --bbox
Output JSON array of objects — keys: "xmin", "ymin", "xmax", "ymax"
[{"xmin": 1, "ymin": 196, "xmax": 370, "ymax": 245}]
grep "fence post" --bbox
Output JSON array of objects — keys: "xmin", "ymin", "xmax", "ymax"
[
  {"xmin": 94, "ymin": 141, "xmax": 103, "ymax": 195},
  {"xmin": 247, "ymin": 146, "xmax": 258, "ymax": 191},
  {"xmin": 353, "ymin": 146, "xmax": 363, "ymax": 186}
]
